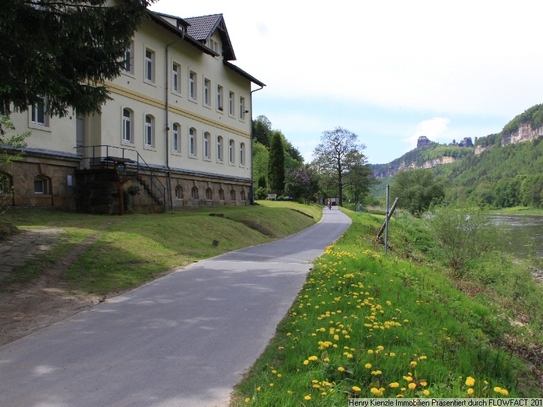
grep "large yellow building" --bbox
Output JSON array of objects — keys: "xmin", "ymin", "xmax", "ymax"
[{"xmin": 2, "ymin": 8, "xmax": 264, "ymax": 213}]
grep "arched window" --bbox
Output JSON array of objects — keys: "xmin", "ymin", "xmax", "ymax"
[
  {"xmin": 189, "ymin": 128, "xmax": 197, "ymax": 157},
  {"xmin": 229, "ymin": 139, "xmax": 235, "ymax": 163},
  {"xmin": 191, "ymin": 186, "xmax": 198, "ymax": 199},
  {"xmin": 205, "ymin": 188, "xmax": 212, "ymax": 200},
  {"xmin": 144, "ymin": 114, "xmax": 154, "ymax": 147},
  {"xmin": 122, "ymin": 108, "xmax": 133, "ymax": 143},
  {"xmin": 230, "ymin": 189, "xmax": 236, "ymax": 201},
  {"xmin": 217, "ymin": 136, "xmax": 223, "ymax": 162},
  {"xmin": 34, "ymin": 175, "xmax": 51, "ymax": 194},
  {"xmin": 172, "ymin": 123, "xmax": 180, "ymax": 153},
  {"xmin": 219, "ymin": 189, "xmax": 225, "ymax": 201},
  {"xmin": 203, "ymin": 132, "xmax": 210, "ymax": 159},
  {"xmin": 175, "ymin": 185, "xmax": 183, "ymax": 199},
  {"xmin": 0, "ymin": 172, "xmax": 12, "ymax": 195},
  {"xmin": 240, "ymin": 190, "xmax": 246, "ymax": 201},
  {"xmin": 240, "ymin": 142, "xmax": 245, "ymax": 166}
]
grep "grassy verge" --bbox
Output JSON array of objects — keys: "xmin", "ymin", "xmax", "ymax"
[
  {"xmin": 0, "ymin": 202, "xmax": 322, "ymax": 295},
  {"xmin": 231, "ymin": 209, "xmax": 543, "ymax": 405}
]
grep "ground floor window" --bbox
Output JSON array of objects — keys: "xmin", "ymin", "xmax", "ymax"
[{"xmin": 34, "ymin": 176, "xmax": 50, "ymax": 194}]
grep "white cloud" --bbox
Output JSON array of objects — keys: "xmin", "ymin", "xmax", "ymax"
[{"xmin": 403, "ymin": 117, "xmax": 451, "ymax": 149}]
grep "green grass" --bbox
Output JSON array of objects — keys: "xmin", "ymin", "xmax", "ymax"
[
  {"xmin": 0, "ymin": 202, "xmax": 322, "ymax": 295},
  {"xmin": 231, "ymin": 210, "xmax": 543, "ymax": 405}
]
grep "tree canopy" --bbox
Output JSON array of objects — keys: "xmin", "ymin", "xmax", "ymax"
[
  {"xmin": 0, "ymin": 0, "xmax": 154, "ymax": 117},
  {"xmin": 312, "ymin": 127, "xmax": 370, "ymax": 206},
  {"xmin": 268, "ymin": 131, "xmax": 285, "ymax": 193},
  {"xmin": 390, "ymin": 168, "xmax": 446, "ymax": 216}
]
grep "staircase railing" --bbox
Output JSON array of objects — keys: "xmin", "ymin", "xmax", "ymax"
[{"xmin": 76, "ymin": 145, "xmax": 166, "ymax": 208}]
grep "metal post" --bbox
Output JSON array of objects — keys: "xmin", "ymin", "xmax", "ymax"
[{"xmin": 385, "ymin": 184, "xmax": 390, "ymax": 255}]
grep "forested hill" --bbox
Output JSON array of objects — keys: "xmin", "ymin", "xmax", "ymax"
[{"xmin": 371, "ymin": 103, "xmax": 543, "ymax": 208}]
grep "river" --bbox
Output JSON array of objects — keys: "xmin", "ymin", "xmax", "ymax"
[{"xmin": 490, "ymin": 214, "xmax": 543, "ymax": 260}]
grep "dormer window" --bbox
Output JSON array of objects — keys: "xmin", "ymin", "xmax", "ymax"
[{"xmin": 209, "ymin": 38, "xmax": 220, "ymax": 54}]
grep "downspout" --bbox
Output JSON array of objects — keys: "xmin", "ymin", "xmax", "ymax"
[
  {"xmin": 165, "ymin": 34, "xmax": 183, "ymax": 210},
  {"xmin": 249, "ymin": 84, "xmax": 264, "ymax": 205}
]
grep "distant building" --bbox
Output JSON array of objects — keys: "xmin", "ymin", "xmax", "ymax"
[{"xmin": 2, "ymin": 7, "xmax": 265, "ymax": 212}]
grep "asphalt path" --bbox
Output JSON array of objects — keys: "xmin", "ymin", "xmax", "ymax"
[{"xmin": 0, "ymin": 206, "xmax": 351, "ymax": 407}]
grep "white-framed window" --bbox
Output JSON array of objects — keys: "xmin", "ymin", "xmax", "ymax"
[
  {"xmin": 34, "ymin": 176, "xmax": 50, "ymax": 194},
  {"xmin": 123, "ymin": 41, "xmax": 134, "ymax": 74},
  {"xmin": 240, "ymin": 142, "xmax": 245, "ymax": 166},
  {"xmin": 239, "ymin": 96, "xmax": 246, "ymax": 120},
  {"xmin": 203, "ymin": 78, "xmax": 211, "ymax": 106},
  {"xmin": 217, "ymin": 136, "xmax": 223, "ymax": 162},
  {"xmin": 229, "ymin": 91, "xmax": 235, "ymax": 116},
  {"xmin": 217, "ymin": 85, "xmax": 223, "ymax": 111},
  {"xmin": 172, "ymin": 62, "xmax": 181, "ymax": 93},
  {"xmin": 189, "ymin": 127, "xmax": 196, "ymax": 156},
  {"xmin": 229, "ymin": 139, "xmax": 235, "ymax": 163},
  {"xmin": 144, "ymin": 115, "xmax": 154, "ymax": 147},
  {"xmin": 189, "ymin": 71, "xmax": 197, "ymax": 100},
  {"xmin": 31, "ymin": 95, "xmax": 48, "ymax": 126},
  {"xmin": 122, "ymin": 108, "xmax": 133, "ymax": 143},
  {"xmin": 203, "ymin": 132, "xmax": 210, "ymax": 160},
  {"xmin": 145, "ymin": 48, "xmax": 155, "ymax": 82},
  {"xmin": 172, "ymin": 123, "xmax": 180, "ymax": 153}
]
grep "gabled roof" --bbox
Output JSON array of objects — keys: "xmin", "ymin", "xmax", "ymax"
[{"xmin": 184, "ymin": 14, "xmax": 236, "ymax": 61}]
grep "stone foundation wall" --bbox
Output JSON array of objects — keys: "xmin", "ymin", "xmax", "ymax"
[{"xmin": 2, "ymin": 154, "xmax": 78, "ymax": 209}]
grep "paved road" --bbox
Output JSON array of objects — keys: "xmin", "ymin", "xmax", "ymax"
[{"xmin": 0, "ymin": 206, "xmax": 351, "ymax": 407}]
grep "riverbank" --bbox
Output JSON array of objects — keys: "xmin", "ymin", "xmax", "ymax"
[{"xmin": 231, "ymin": 209, "xmax": 543, "ymax": 404}]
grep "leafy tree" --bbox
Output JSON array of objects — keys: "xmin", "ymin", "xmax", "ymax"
[
  {"xmin": 313, "ymin": 127, "xmax": 368, "ymax": 206},
  {"xmin": 268, "ymin": 131, "xmax": 285, "ymax": 193},
  {"xmin": 285, "ymin": 166, "xmax": 318, "ymax": 203},
  {"xmin": 344, "ymin": 158, "xmax": 376, "ymax": 205},
  {"xmin": 255, "ymin": 175, "xmax": 267, "ymax": 200},
  {"xmin": 253, "ymin": 115, "xmax": 272, "ymax": 147},
  {"xmin": 390, "ymin": 168, "xmax": 446, "ymax": 216},
  {"xmin": 0, "ymin": 116, "xmax": 28, "ymax": 169},
  {"xmin": 0, "ymin": 0, "xmax": 154, "ymax": 117}
]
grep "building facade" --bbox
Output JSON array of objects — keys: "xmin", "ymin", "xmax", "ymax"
[{"xmin": 1, "ymin": 8, "xmax": 264, "ymax": 213}]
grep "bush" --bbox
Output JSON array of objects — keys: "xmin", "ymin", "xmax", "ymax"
[{"xmin": 424, "ymin": 205, "xmax": 502, "ymax": 275}]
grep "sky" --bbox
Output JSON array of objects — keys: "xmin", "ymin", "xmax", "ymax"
[{"xmin": 150, "ymin": 0, "xmax": 543, "ymax": 165}]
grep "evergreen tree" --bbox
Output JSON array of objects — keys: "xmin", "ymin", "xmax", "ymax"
[
  {"xmin": 268, "ymin": 131, "xmax": 285, "ymax": 193},
  {"xmin": 0, "ymin": 0, "xmax": 154, "ymax": 117}
]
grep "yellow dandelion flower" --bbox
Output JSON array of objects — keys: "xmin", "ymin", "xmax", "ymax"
[
  {"xmin": 368, "ymin": 349, "xmax": 374, "ymax": 354},
  {"xmin": 389, "ymin": 382, "xmax": 400, "ymax": 388},
  {"xmin": 423, "ymin": 390, "xmax": 430, "ymax": 396},
  {"xmin": 304, "ymin": 395, "xmax": 311, "ymax": 401},
  {"xmin": 308, "ymin": 356, "xmax": 318, "ymax": 361},
  {"xmin": 352, "ymin": 386, "xmax": 361, "ymax": 392},
  {"xmin": 244, "ymin": 397, "xmax": 250, "ymax": 403},
  {"xmin": 408, "ymin": 383, "xmax": 416, "ymax": 390},
  {"xmin": 494, "ymin": 387, "xmax": 502, "ymax": 393},
  {"xmin": 365, "ymin": 363, "xmax": 372, "ymax": 369},
  {"xmin": 410, "ymin": 361, "xmax": 417, "ymax": 368},
  {"xmin": 338, "ymin": 366, "xmax": 345, "ymax": 372},
  {"xmin": 467, "ymin": 388, "xmax": 474, "ymax": 395},
  {"xmin": 303, "ymin": 360, "xmax": 309, "ymax": 365},
  {"xmin": 256, "ymin": 387, "xmax": 261, "ymax": 392},
  {"xmin": 465, "ymin": 376, "xmax": 475, "ymax": 387},
  {"xmin": 377, "ymin": 345, "xmax": 385, "ymax": 351},
  {"xmin": 420, "ymin": 380, "xmax": 427, "ymax": 387},
  {"xmin": 500, "ymin": 389, "xmax": 509, "ymax": 396}
]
